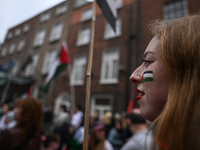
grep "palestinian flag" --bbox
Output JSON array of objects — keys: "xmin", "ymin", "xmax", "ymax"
[
  {"xmin": 142, "ymin": 71, "xmax": 153, "ymax": 83},
  {"xmin": 97, "ymin": 0, "xmax": 117, "ymax": 32},
  {"xmin": 44, "ymin": 42, "xmax": 70, "ymax": 93}
]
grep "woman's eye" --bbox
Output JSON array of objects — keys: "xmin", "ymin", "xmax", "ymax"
[{"xmin": 142, "ymin": 59, "xmax": 153, "ymax": 67}]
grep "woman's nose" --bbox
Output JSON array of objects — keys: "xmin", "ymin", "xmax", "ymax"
[{"xmin": 130, "ymin": 65, "xmax": 143, "ymax": 85}]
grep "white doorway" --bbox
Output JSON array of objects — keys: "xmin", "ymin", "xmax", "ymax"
[{"xmin": 90, "ymin": 95, "xmax": 113, "ymax": 119}]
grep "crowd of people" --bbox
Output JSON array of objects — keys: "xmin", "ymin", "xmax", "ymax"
[
  {"xmin": 0, "ymin": 14, "xmax": 200, "ymax": 150},
  {"xmin": 0, "ymin": 97, "xmax": 153, "ymax": 150}
]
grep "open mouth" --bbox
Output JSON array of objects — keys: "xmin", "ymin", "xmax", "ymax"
[{"xmin": 136, "ymin": 88, "xmax": 145, "ymax": 101}]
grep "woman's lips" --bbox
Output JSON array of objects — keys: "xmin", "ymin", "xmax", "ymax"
[{"xmin": 136, "ymin": 88, "xmax": 145, "ymax": 101}]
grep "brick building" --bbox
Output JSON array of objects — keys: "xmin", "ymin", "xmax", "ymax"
[
  {"xmin": 0, "ymin": 0, "xmax": 73, "ymax": 106},
  {"xmin": 0, "ymin": 0, "xmax": 200, "ymax": 118}
]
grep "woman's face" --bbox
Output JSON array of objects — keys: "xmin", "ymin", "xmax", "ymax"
[
  {"xmin": 95, "ymin": 129, "xmax": 105, "ymax": 141},
  {"xmin": 130, "ymin": 36, "xmax": 169, "ymax": 122}
]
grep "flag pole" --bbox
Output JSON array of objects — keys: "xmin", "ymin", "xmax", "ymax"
[
  {"xmin": 83, "ymin": 0, "xmax": 96, "ymax": 150},
  {"xmin": 67, "ymin": 64, "xmax": 75, "ymax": 115}
]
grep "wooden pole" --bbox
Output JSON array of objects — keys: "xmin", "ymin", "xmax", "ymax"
[{"xmin": 83, "ymin": 1, "xmax": 96, "ymax": 150}]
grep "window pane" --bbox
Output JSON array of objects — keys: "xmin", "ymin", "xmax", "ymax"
[{"xmin": 163, "ymin": 0, "xmax": 188, "ymax": 20}]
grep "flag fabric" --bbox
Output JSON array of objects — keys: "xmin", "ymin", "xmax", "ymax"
[
  {"xmin": 27, "ymin": 86, "xmax": 33, "ymax": 96},
  {"xmin": 127, "ymin": 90, "xmax": 135, "ymax": 114},
  {"xmin": 142, "ymin": 71, "xmax": 153, "ymax": 83},
  {"xmin": 44, "ymin": 42, "xmax": 70, "ymax": 93},
  {"xmin": 97, "ymin": 0, "xmax": 117, "ymax": 32}
]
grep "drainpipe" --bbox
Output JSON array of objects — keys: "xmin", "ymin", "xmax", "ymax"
[{"xmin": 125, "ymin": 0, "xmax": 141, "ymax": 110}]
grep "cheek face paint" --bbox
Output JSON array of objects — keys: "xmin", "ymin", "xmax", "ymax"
[{"xmin": 142, "ymin": 71, "xmax": 153, "ymax": 83}]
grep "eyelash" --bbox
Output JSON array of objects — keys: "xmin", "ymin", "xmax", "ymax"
[{"xmin": 142, "ymin": 59, "xmax": 153, "ymax": 67}]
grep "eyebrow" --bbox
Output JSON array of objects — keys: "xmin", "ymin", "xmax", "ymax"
[{"xmin": 143, "ymin": 51, "xmax": 155, "ymax": 59}]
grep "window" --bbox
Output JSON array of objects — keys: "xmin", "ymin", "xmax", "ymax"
[
  {"xmin": 23, "ymin": 24, "xmax": 30, "ymax": 33},
  {"xmin": 104, "ymin": 18, "xmax": 122, "ymax": 40},
  {"xmin": 25, "ymin": 53, "xmax": 39, "ymax": 77},
  {"xmin": 100, "ymin": 48, "xmax": 120, "ymax": 84},
  {"xmin": 40, "ymin": 12, "xmax": 51, "ymax": 23},
  {"xmin": 81, "ymin": 8, "xmax": 93, "ymax": 22},
  {"xmin": 15, "ymin": 28, "xmax": 21, "ymax": 37},
  {"xmin": 74, "ymin": 0, "xmax": 89, "ymax": 8},
  {"xmin": 163, "ymin": 0, "xmax": 188, "ymax": 20},
  {"xmin": 76, "ymin": 28, "xmax": 91, "ymax": 46},
  {"xmin": 11, "ymin": 61, "xmax": 19, "ymax": 75},
  {"xmin": 1, "ymin": 47, "xmax": 7, "ymax": 57},
  {"xmin": 7, "ymin": 32, "xmax": 13, "ymax": 40},
  {"xmin": 114, "ymin": 0, "xmax": 123, "ymax": 9},
  {"xmin": 33, "ymin": 29, "xmax": 46, "ymax": 47},
  {"xmin": 56, "ymin": 4, "xmax": 68, "ymax": 16},
  {"xmin": 49, "ymin": 23, "xmax": 64, "ymax": 42},
  {"xmin": 70, "ymin": 55, "xmax": 87, "ymax": 86},
  {"xmin": 41, "ymin": 49, "xmax": 57, "ymax": 75},
  {"xmin": 90, "ymin": 95, "xmax": 113, "ymax": 119},
  {"xmin": 9, "ymin": 43, "xmax": 16, "ymax": 55},
  {"xmin": 17, "ymin": 40, "xmax": 25, "ymax": 52}
]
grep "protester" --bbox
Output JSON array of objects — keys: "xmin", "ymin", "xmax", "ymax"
[
  {"xmin": 53, "ymin": 105, "xmax": 69, "ymax": 127},
  {"xmin": 121, "ymin": 113, "xmax": 132, "ymax": 142},
  {"xmin": 88, "ymin": 121, "xmax": 113, "ymax": 150},
  {"xmin": 42, "ymin": 132, "xmax": 60, "ymax": 150},
  {"xmin": 101, "ymin": 111, "xmax": 114, "ymax": 137},
  {"xmin": 108, "ymin": 120, "xmax": 124, "ymax": 150},
  {"xmin": 4, "ymin": 109, "xmax": 16, "ymax": 129},
  {"xmin": 0, "ymin": 97, "xmax": 43, "ymax": 150},
  {"xmin": 120, "ymin": 112, "xmax": 153, "ymax": 150},
  {"xmin": 0, "ymin": 103, "xmax": 9, "ymax": 132},
  {"xmin": 130, "ymin": 15, "xmax": 200, "ymax": 149},
  {"xmin": 68, "ymin": 104, "xmax": 84, "ymax": 150}
]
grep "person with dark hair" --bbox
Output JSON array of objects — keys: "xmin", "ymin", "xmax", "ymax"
[
  {"xmin": 120, "ymin": 112, "xmax": 153, "ymax": 150},
  {"xmin": 69, "ymin": 104, "xmax": 83, "ymax": 134},
  {"xmin": 0, "ymin": 103, "xmax": 9, "ymax": 132},
  {"xmin": 68, "ymin": 104, "xmax": 84, "ymax": 150},
  {"xmin": 42, "ymin": 132, "xmax": 60, "ymax": 150},
  {"xmin": 0, "ymin": 97, "xmax": 43, "ymax": 150},
  {"xmin": 88, "ymin": 121, "xmax": 113, "ymax": 150},
  {"xmin": 53, "ymin": 104, "xmax": 69, "ymax": 126},
  {"xmin": 108, "ymin": 120, "xmax": 124, "ymax": 150}
]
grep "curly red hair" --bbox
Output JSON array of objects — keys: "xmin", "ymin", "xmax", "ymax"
[{"xmin": 16, "ymin": 97, "xmax": 43, "ymax": 138}]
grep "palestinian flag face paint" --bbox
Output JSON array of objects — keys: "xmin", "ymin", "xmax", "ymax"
[{"xmin": 142, "ymin": 71, "xmax": 153, "ymax": 83}]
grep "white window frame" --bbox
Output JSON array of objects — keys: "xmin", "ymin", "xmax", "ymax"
[
  {"xmin": 114, "ymin": 0, "xmax": 123, "ymax": 9},
  {"xmin": 40, "ymin": 12, "xmax": 51, "ymax": 23},
  {"xmin": 49, "ymin": 23, "xmax": 64, "ymax": 42},
  {"xmin": 11, "ymin": 61, "xmax": 19, "ymax": 75},
  {"xmin": 15, "ymin": 28, "xmax": 21, "ymax": 37},
  {"xmin": 33, "ymin": 29, "xmax": 46, "ymax": 47},
  {"xmin": 163, "ymin": 0, "xmax": 188, "ymax": 20},
  {"xmin": 25, "ymin": 53, "xmax": 39, "ymax": 77},
  {"xmin": 9, "ymin": 43, "xmax": 16, "ymax": 55},
  {"xmin": 56, "ymin": 4, "xmax": 68, "ymax": 16},
  {"xmin": 23, "ymin": 24, "xmax": 30, "ymax": 33},
  {"xmin": 70, "ymin": 55, "xmax": 87, "ymax": 86},
  {"xmin": 74, "ymin": 0, "xmax": 89, "ymax": 9},
  {"xmin": 100, "ymin": 47, "xmax": 120, "ymax": 84},
  {"xmin": 104, "ymin": 18, "xmax": 122, "ymax": 40},
  {"xmin": 41, "ymin": 49, "xmax": 58, "ymax": 75},
  {"xmin": 90, "ymin": 95, "xmax": 113, "ymax": 119},
  {"xmin": 81, "ymin": 8, "xmax": 93, "ymax": 22},
  {"xmin": 7, "ymin": 32, "xmax": 13, "ymax": 40},
  {"xmin": 1, "ymin": 46, "xmax": 7, "ymax": 57},
  {"xmin": 17, "ymin": 40, "xmax": 25, "ymax": 52},
  {"xmin": 76, "ymin": 27, "xmax": 91, "ymax": 46}
]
